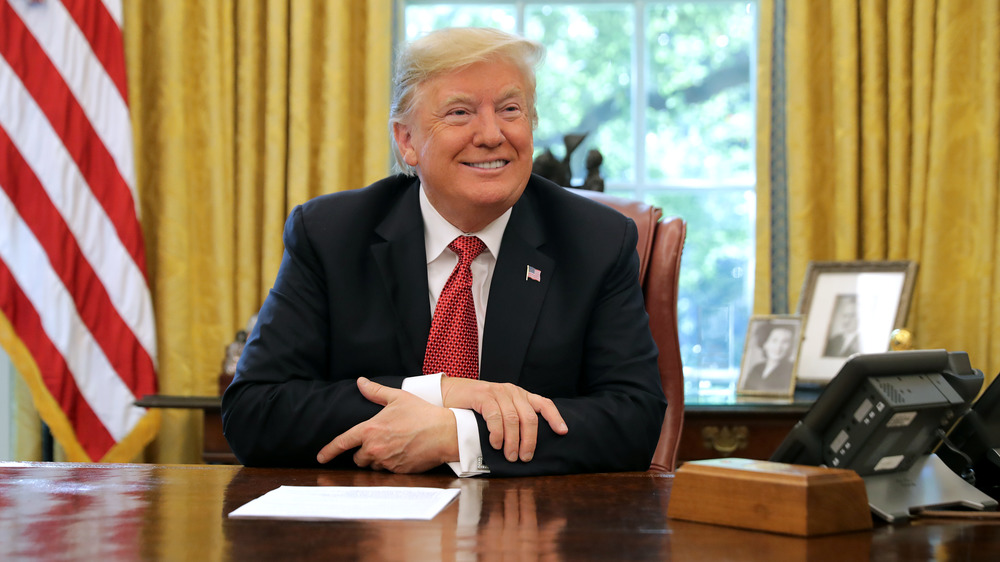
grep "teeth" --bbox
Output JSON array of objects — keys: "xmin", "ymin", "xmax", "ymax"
[{"xmin": 467, "ymin": 160, "xmax": 506, "ymax": 169}]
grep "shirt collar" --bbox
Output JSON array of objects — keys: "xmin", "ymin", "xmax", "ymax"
[{"xmin": 420, "ymin": 184, "xmax": 512, "ymax": 263}]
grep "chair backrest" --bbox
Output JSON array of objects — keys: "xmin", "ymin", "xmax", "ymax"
[{"xmin": 568, "ymin": 188, "xmax": 687, "ymax": 472}]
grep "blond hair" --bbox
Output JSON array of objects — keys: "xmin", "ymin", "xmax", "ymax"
[{"xmin": 389, "ymin": 27, "xmax": 545, "ymax": 175}]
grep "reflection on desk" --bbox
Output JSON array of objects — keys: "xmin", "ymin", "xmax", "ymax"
[{"xmin": 1, "ymin": 462, "xmax": 999, "ymax": 560}]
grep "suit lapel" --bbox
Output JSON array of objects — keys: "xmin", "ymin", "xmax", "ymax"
[
  {"xmin": 371, "ymin": 181, "xmax": 430, "ymax": 375},
  {"xmin": 480, "ymin": 187, "xmax": 553, "ymax": 385}
]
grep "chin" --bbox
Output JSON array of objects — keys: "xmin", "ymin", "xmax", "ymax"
[{"xmin": 480, "ymin": 182, "xmax": 527, "ymax": 205}]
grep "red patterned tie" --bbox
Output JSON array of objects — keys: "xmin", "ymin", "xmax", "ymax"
[{"xmin": 423, "ymin": 236, "xmax": 487, "ymax": 379}]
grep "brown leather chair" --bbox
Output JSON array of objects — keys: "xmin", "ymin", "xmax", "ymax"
[{"xmin": 568, "ymin": 188, "xmax": 687, "ymax": 472}]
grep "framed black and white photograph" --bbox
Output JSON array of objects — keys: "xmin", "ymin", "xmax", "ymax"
[
  {"xmin": 794, "ymin": 261, "xmax": 918, "ymax": 385},
  {"xmin": 737, "ymin": 315, "xmax": 803, "ymax": 398}
]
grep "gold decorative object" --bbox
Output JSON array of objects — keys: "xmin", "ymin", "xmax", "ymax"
[
  {"xmin": 889, "ymin": 328, "xmax": 914, "ymax": 351},
  {"xmin": 701, "ymin": 426, "xmax": 749, "ymax": 455}
]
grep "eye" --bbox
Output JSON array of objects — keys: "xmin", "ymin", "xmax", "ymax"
[
  {"xmin": 442, "ymin": 107, "xmax": 474, "ymax": 124},
  {"xmin": 500, "ymin": 104, "xmax": 523, "ymax": 118}
]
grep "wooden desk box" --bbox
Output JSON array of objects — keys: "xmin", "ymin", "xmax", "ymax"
[{"xmin": 667, "ymin": 458, "xmax": 873, "ymax": 537}]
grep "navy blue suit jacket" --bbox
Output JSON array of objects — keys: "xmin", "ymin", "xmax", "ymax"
[{"xmin": 221, "ymin": 174, "xmax": 666, "ymax": 476}]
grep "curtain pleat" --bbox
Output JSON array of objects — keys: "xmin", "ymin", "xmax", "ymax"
[
  {"xmin": 785, "ymin": 2, "xmax": 836, "ymax": 285},
  {"xmin": 234, "ymin": 1, "xmax": 290, "ymax": 310},
  {"xmin": 754, "ymin": 0, "xmax": 776, "ymax": 315},
  {"xmin": 885, "ymin": 0, "xmax": 914, "ymax": 257}
]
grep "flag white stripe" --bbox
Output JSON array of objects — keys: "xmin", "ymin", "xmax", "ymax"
[
  {"xmin": 0, "ymin": 188, "xmax": 145, "ymax": 441},
  {"xmin": 100, "ymin": 0, "xmax": 123, "ymax": 29},
  {"xmin": 0, "ymin": 57, "xmax": 157, "ymax": 360},
  {"xmin": 9, "ymin": 0, "xmax": 136, "ymax": 195}
]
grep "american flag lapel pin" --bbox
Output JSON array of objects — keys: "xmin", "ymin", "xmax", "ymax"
[{"xmin": 525, "ymin": 265, "xmax": 541, "ymax": 282}]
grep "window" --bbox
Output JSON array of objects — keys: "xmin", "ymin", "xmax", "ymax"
[{"xmin": 398, "ymin": 1, "xmax": 758, "ymax": 397}]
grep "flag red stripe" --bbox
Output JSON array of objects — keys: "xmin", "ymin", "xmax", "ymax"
[
  {"xmin": 0, "ymin": 127, "xmax": 156, "ymax": 398},
  {"xmin": 59, "ymin": 0, "xmax": 129, "ymax": 103},
  {"xmin": 0, "ymin": 1, "xmax": 147, "ymax": 275},
  {"xmin": 0, "ymin": 258, "xmax": 115, "ymax": 461}
]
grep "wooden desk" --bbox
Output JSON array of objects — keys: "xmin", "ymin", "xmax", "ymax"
[{"xmin": 1, "ymin": 462, "xmax": 998, "ymax": 560}]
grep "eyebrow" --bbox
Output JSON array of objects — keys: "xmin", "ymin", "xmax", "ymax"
[
  {"xmin": 495, "ymin": 86, "xmax": 526, "ymax": 104},
  {"xmin": 439, "ymin": 86, "xmax": 527, "ymax": 109},
  {"xmin": 440, "ymin": 93, "xmax": 476, "ymax": 108}
]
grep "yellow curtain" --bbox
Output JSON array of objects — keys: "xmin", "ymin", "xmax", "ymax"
[
  {"xmin": 757, "ymin": 0, "xmax": 1000, "ymax": 380},
  {"xmin": 14, "ymin": 0, "xmax": 392, "ymax": 463}
]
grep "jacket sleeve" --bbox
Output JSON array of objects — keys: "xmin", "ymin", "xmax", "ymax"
[{"xmin": 221, "ymin": 205, "xmax": 405, "ymax": 468}]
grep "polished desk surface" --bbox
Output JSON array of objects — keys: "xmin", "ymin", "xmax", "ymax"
[{"xmin": 1, "ymin": 463, "xmax": 999, "ymax": 561}]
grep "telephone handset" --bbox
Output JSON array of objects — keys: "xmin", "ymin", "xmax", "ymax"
[{"xmin": 937, "ymin": 375, "xmax": 1000, "ymax": 500}]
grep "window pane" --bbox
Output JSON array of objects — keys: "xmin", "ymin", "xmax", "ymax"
[
  {"xmin": 403, "ymin": 4, "xmax": 516, "ymax": 38},
  {"xmin": 645, "ymin": 2, "xmax": 755, "ymax": 183},
  {"xmin": 642, "ymin": 188, "xmax": 755, "ymax": 395},
  {"xmin": 525, "ymin": 5, "xmax": 635, "ymax": 183}
]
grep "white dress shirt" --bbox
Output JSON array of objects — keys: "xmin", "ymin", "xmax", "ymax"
[{"xmin": 400, "ymin": 185, "xmax": 511, "ymax": 477}]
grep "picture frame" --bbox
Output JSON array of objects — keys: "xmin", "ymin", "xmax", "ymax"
[
  {"xmin": 737, "ymin": 315, "xmax": 804, "ymax": 398},
  {"xmin": 794, "ymin": 260, "xmax": 918, "ymax": 386}
]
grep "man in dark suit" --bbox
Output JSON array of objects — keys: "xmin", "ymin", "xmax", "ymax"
[
  {"xmin": 823, "ymin": 294, "xmax": 860, "ymax": 357},
  {"xmin": 221, "ymin": 27, "xmax": 666, "ymax": 477}
]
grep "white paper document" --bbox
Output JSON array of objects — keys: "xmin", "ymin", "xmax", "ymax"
[{"xmin": 227, "ymin": 485, "xmax": 460, "ymax": 521}]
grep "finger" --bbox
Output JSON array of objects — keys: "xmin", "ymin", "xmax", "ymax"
[
  {"xmin": 530, "ymin": 394, "xmax": 568, "ymax": 435},
  {"xmin": 499, "ymin": 391, "xmax": 521, "ymax": 463},
  {"xmin": 513, "ymin": 394, "xmax": 540, "ymax": 462},
  {"xmin": 481, "ymin": 400, "xmax": 505, "ymax": 451},
  {"xmin": 353, "ymin": 447, "xmax": 374, "ymax": 469},
  {"xmin": 356, "ymin": 376, "xmax": 397, "ymax": 406},
  {"xmin": 316, "ymin": 424, "xmax": 364, "ymax": 464}
]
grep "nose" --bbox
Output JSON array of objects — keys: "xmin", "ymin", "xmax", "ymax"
[{"xmin": 473, "ymin": 111, "xmax": 506, "ymax": 147}]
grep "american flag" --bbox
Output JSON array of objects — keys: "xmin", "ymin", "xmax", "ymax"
[
  {"xmin": 525, "ymin": 265, "xmax": 541, "ymax": 282},
  {"xmin": 0, "ymin": 0, "xmax": 159, "ymax": 461}
]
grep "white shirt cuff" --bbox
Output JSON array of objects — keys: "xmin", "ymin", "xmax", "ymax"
[
  {"xmin": 448, "ymin": 408, "xmax": 489, "ymax": 477},
  {"xmin": 402, "ymin": 374, "xmax": 488, "ymax": 476},
  {"xmin": 401, "ymin": 373, "xmax": 444, "ymax": 406}
]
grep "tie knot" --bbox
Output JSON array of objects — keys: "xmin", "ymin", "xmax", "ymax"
[{"xmin": 448, "ymin": 236, "xmax": 486, "ymax": 264}]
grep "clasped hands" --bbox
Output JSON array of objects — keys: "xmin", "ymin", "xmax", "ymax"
[{"xmin": 316, "ymin": 376, "xmax": 568, "ymax": 473}]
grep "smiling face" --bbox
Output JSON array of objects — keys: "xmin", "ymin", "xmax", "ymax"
[
  {"xmin": 833, "ymin": 298, "xmax": 858, "ymax": 334},
  {"xmin": 762, "ymin": 327, "xmax": 793, "ymax": 361},
  {"xmin": 392, "ymin": 59, "xmax": 534, "ymax": 232}
]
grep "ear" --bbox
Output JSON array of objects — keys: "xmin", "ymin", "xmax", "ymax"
[{"xmin": 392, "ymin": 122, "xmax": 419, "ymax": 167}]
